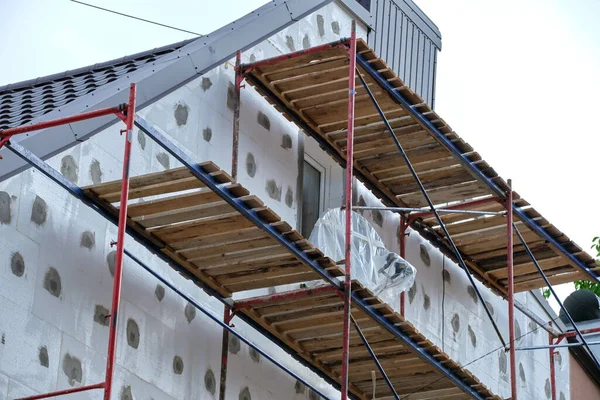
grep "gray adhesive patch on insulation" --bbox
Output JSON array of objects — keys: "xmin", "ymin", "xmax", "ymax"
[
  {"xmin": 228, "ymin": 334, "xmax": 240, "ymax": 354},
  {"xmin": 62, "ymin": 353, "xmax": 82, "ymax": 386},
  {"xmin": 559, "ymin": 392, "xmax": 565, "ymax": 400},
  {"xmin": 331, "ymin": 21, "xmax": 340, "ymax": 35},
  {"xmin": 285, "ymin": 187, "xmax": 293, "ymax": 208},
  {"xmin": 184, "ymin": 303, "xmax": 196, "ymax": 323},
  {"xmin": 94, "ymin": 305, "xmax": 110, "ymax": 326},
  {"xmin": 205, "ymin": 369, "xmax": 216, "ymax": 395},
  {"xmin": 31, "ymin": 195, "xmax": 48, "ymax": 226},
  {"xmin": 372, "ymin": 209, "xmax": 383, "ymax": 227},
  {"xmin": 528, "ymin": 320, "xmax": 539, "ymax": 335},
  {"xmin": 545, "ymin": 378, "xmax": 552, "ymax": 399},
  {"xmin": 60, "ymin": 155, "xmax": 78, "ymax": 183},
  {"xmin": 423, "ymin": 292, "xmax": 430, "ymax": 310},
  {"xmin": 285, "ymin": 36, "xmax": 295, "ymax": 52},
  {"xmin": 468, "ymin": 325, "xmax": 477, "ymax": 347},
  {"xmin": 227, "ymin": 82, "xmax": 236, "ymax": 111},
  {"xmin": 451, "ymin": 313, "xmax": 460, "ymax": 333},
  {"xmin": 174, "ymin": 103, "xmax": 189, "ymax": 126},
  {"xmin": 173, "ymin": 355, "xmax": 184, "ymax": 375},
  {"xmin": 515, "ymin": 321, "xmax": 522, "ymax": 342},
  {"xmin": 137, "ymin": 130, "xmax": 146, "ymax": 150},
  {"xmin": 442, "ymin": 269, "xmax": 451, "ymax": 284},
  {"xmin": 295, "ymin": 380, "xmax": 306, "ymax": 394},
  {"xmin": 155, "ymin": 284, "xmax": 165, "ymax": 302},
  {"xmin": 90, "ymin": 159, "xmax": 103, "ymax": 185},
  {"xmin": 203, "ymin": 127, "xmax": 212, "ymax": 142},
  {"xmin": 499, "ymin": 351, "xmax": 507, "ymax": 374},
  {"xmin": 467, "ymin": 285, "xmax": 478, "ymax": 304},
  {"xmin": 156, "ymin": 152, "xmax": 170, "ymax": 170},
  {"xmin": 302, "ymin": 34, "xmax": 311, "ymax": 49},
  {"xmin": 239, "ymin": 387, "xmax": 251, "ymax": 400},
  {"xmin": 485, "ymin": 300, "xmax": 494, "ymax": 316},
  {"xmin": 268, "ymin": 286, "xmax": 276, "ymax": 295},
  {"xmin": 281, "ymin": 134, "xmax": 292, "ymax": 149},
  {"xmin": 246, "ymin": 153, "xmax": 257, "ymax": 178},
  {"xmin": 43, "ymin": 267, "xmax": 61, "ymax": 297},
  {"xmin": 357, "ymin": 196, "xmax": 366, "ymax": 214},
  {"xmin": 80, "ymin": 231, "xmax": 95, "ymax": 249},
  {"xmin": 249, "ymin": 347, "xmax": 261, "ymax": 363},
  {"xmin": 39, "ymin": 346, "xmax": 49, "ymax": 367},
  {"xmin": 555, "ymin": 351, "xmax": 562, "ymax": 366},
  {"xmin": 419, "ymin": 244, "xmax": 430, "ymax": 266},
  {"xmin": 257, "ymin": 111, "xmax": 271, "ymax": 130},
  {"xmin": 316, "ymin": 14, "xmax": 325, "ymax": 37},
  {"xmin": 1, "ymin": 333, "xmax": 4, "ymax": 344},
  {"xmin": 126, "ymin": 318, "xmax": 140, "ymax": 349},
  {"xmin": 519, "ymin": 362, "xmax": 526, "ymax": 384},
  {"xmin": 408, "ymin": 283, "xmax": 417, "ymax": 304},
  {"xmin": 11, "ymin": 252, "xmax": 24, "ymax": 277},
  {"xmin": 121, "ymin": 386, "xmax": 133, "ymax": 400},
  {"xmin": 0, "ymin": 191, "xmax": 10, "ymax": 224},
  {"xmin": 201, "ymin": 77, "xmax": 212, "ymax": 91},
  {"xmin": 107, "ymin": 250, "xmax": 116, "ymax": 277},
  {"xmin": 266, "ymin": 179, "xmax": 281, "ymax": 201},
  {"xmin": 309, "ymin": 389, "xmax": 319, "ymax": 400},
  {"xmin": 250, "ymin": 54, "xmax": 256, "ymax": 63}
]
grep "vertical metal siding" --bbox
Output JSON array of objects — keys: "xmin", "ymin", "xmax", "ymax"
[{"xmin": 367, "ymin": 0, "xmax": 440, "ymax": 107}]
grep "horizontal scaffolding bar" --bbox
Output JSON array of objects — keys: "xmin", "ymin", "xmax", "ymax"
[
  {"xmin": 352, "ymin": 206, "xmax": 505, "ymax": 216},
  {"xmin": 18, "ymin": 382, "xmax": 105, "ymax": 400},
  {"xmin": 516, "ymin": 341, "xmax": 600, "ymax": 351},
  {"xmin": 235, "ymin": 285, "xmax": 341, "ymax": 309},
  {"xmin": 558, "ymin": 326, "xmax": 600, "ymax": 340},
  {"xmin": 0, "ymin": 105, "xmax": 126, "ymax": 137}
]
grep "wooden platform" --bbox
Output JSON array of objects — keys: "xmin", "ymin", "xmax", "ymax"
[
  {"xmin": 241, "ymin": 39, "xmax": 598, "ymax": 295},
  {"xmin": 84, "ymin": 163, "xmax": 500, "ymax": 400},
  {"xmin": 236, "ymin": 283, "xmax": 502, "ymax": 400}
]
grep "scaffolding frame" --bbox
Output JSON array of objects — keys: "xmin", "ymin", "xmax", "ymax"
[{"xmin": 0, "ymin": 25, "xmax": 597, "ymax": 400}]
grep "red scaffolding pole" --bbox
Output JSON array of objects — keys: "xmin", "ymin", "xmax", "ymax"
[
  {"xmin": 14, "ymin": 84, "xmax": 136, "ymax": 400},
  {"xmin": 506, "ymin": 179, "xmax": 517, "ymax": 400},
  {"xmin": 340, "ymin": 20, "xmax": 356, "ymax": 400}
]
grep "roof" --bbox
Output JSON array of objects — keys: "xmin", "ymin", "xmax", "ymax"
[
  {"xmin": 0, "ymin": 38, "xmax": 195, "ymax": 130},
  {"xmin": 240, "ymin": 38, "xmax": 599, "ymax": 295},
  {"xmin": 84, "ymin": 158, "xmax": 501, "ymax": 400}
]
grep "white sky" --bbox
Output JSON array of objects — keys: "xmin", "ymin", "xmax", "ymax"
[{"xmin": 1, "ymin": 0, "xmax": 597, "ymax": 301}]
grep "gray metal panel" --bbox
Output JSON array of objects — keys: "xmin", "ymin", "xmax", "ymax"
[
  {"xmin": 366, "ymin": 0, "xmax": 440, "ymax": 108},
  {"xmin": 0, "ymin": 0, "xmax": 333, "ymax": 182}
]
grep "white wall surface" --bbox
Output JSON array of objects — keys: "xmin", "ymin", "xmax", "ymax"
[{"xmin": 0, "ymin": 2, "xmax": 569, "ymax": 400}]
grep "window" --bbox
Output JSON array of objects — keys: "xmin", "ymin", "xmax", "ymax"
[
  {"xmin": 301, "ymin": 157, "xmax": 325, "ymax": 238},
  {"xmin": 355, "ymin": 0, "xmax": 371, "ymax": 11}
]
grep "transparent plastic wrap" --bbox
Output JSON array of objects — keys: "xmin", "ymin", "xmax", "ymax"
[{"xmin": 308, "ymin": 208, "xmax": 416, "ymax": 295}]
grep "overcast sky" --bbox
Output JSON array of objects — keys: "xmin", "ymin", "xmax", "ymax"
[{"xmin": 1, "ymin": 0, "xmax": 597, "ymax": 300}]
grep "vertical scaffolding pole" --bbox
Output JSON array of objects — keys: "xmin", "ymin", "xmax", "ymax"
[
  {"xmin": 399, "ymin": 217, "xmax": 408, "ymax": 315},
  {"xmin": 506, "ymin": 179, "xmax": 517, "ymax": 400},
  {"xmin": 104, "ymin": 83, "xmax": 136, "ymax": 400},
  {"xmin": 549, "ymin": 322, "xmax": 557, "ymax": 400},
  {"xmin": 340, "ymin": 20, "xmax": 356, "ymax": 400},
  {"xmin": 231, "ymin": 50, "xmax": 242, "ymax": 179}
]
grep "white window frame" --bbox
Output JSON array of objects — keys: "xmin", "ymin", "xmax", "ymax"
[{"xmin": 303, "ymin": 153, "xmax": 326, "ymax": 218}]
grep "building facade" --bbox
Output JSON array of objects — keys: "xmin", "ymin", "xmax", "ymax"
[{"xmin": 0, "ymin": 1, "xmax": 576, "ymax": 399}]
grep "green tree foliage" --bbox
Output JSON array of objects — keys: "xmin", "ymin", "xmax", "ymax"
[{"xmin": 573, "ymin": 236, "xmax": 600, "ymax": 296}]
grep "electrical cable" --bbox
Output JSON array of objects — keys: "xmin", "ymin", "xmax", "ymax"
[{"xmin": 70, "ymin": 0, "xmax": 202, "ymax": 36}]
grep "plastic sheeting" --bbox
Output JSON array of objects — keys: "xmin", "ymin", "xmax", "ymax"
[{"xmin": 308, "ymin": 208, "xmax": 416, "ymax": 295}]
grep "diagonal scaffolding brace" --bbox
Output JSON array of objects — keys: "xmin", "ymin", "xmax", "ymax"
[{"xmin": 354, "ymin": 69, "xmax": 506, "ymax": 349}]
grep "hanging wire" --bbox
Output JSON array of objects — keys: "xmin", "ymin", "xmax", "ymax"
[{"xmin": 70, "ymin": 0, "xmax": 203, "ymax": 36}]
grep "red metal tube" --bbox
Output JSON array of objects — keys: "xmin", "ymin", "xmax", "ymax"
[
  {"xmin": 549, "ymin": 322, "xmax": 557, "ymax": 400},
  {"xmin": 103, "ymin": 84, "xmax": 136, "ymax": 400},
  {"xmin": 0, "ymin": 105, "xmax": 125, "ymax": 137},
  {"xmin": 239, "ymin": 40, "xmax": 349, "ymax": 74},
  {"xmin": 17, "ymin": 382, "xmax": 105, "ymax": 400},
  {"xmin": 340, "ymin": 21, "xmax": 356, "ymax": 400},
  {"xmin": 235, "ymin": 285, "xmax": 339, "ymax": 309},
  {"xmin": 507, "ymin": 179, "xmax": 517, "ymax": 400},
  {"xmin": 557, "ymin": 326, "xmax": 600, "ymax": 340},
  {"xmin": 399, "ymin": 217, "xmax": 408, "ymax": 315},
  {"xmin": 231, "ymin": 50, "xmax": 242, "ymax": 180}
]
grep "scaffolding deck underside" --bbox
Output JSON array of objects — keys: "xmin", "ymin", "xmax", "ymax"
[
  {"xmin": 84, "ymin": 161, "xmax": 500, "ymax": 400},
  {"xmin": 240, "ymin": 39, "xmax": 598, "ymax": 296}
]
